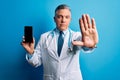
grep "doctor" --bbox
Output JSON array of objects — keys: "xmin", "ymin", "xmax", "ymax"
[{"xmin": 22, "ymin": 4, "xmax": 98, "ymax": 80}]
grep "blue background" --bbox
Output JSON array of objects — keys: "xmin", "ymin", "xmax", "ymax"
[{"xmin": 0, "ymin": 0, "xmax": 120, "ymax": 80}]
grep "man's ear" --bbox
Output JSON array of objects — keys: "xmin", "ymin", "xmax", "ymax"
[{"xmin": 54, "ymin": 16, "xmax": 56, "ymax": 22}]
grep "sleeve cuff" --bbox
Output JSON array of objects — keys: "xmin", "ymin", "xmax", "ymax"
[
  {"xmin": 82, "ymin": 46, "xmax": 96, "ymax": 53},
  {"xmin": 26, "ymin": 53, "xmax": 33, "ymax": 60}
]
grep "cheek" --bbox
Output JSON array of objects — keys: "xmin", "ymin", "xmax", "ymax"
[{"xmin": 56, "ymin": 20, "xmax": 61, "ymax": 25}]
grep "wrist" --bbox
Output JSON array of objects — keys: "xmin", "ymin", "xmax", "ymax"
[
  {"xmin": 29, "ymin": 49, "xmax": 34, "ymax": 54},
  {"xmin": 88, "ymin": 45, "xmax": 97, "ymax": 48}
]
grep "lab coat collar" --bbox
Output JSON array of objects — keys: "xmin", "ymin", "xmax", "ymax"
[
  {"xmin": 45, "ymin": 28, "xmax": 73, "ymax": 60},
  {"xmin": 55, "ymin": 28, "xmax": 69, "ymax": 36}
]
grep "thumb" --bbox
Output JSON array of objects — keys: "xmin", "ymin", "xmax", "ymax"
[{"xmin": 72, "ymin": 41, "xmax": 84, "ymax": 46}]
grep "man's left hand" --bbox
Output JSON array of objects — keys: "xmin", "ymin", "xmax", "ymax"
[{"xmin": 72, "ymin": 14, "xmax": 98, "ymax": 48}]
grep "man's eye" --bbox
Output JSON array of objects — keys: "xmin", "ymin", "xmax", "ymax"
[
  {"xmin": 66, "ymin": 16, "xmax": 70, "ymax": 19},
  {"xmin": 57, "ymin": 16, "xmax": 61, "ymax": 18}
]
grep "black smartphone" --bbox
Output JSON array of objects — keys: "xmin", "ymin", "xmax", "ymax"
[{"xmin": 24, "ymin": 26, "xmax": 33, "ymax": 43}]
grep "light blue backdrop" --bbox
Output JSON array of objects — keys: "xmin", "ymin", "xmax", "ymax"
[{"xmin": 0, "ymin": 0, "xmax": 120, "ymax": 80}]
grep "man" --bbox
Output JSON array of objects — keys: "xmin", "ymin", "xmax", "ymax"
[{"xmin": 22, "ymin": 4, "xmax": 98, "ymax": 80}]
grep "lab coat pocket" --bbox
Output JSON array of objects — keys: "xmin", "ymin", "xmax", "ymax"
[{"xmin": 44, "ymin": 74, "xmax": 53, "ymax": 80}]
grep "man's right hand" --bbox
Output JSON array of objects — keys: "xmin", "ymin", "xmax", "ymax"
[{"xmin": 21, "ymin": 36, "xmax": 35, "ymax": 54}]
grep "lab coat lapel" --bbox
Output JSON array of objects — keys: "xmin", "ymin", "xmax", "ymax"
[
  {"xmin": 46, "ymin": 34, "xmax": 58, "ymax": 59},
  {"xmin": 60, "ymin": 33, "xmax": 70, "ymax": 59}
]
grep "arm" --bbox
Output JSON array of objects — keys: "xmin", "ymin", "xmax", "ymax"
[
  {"xmin": 72, "ymin": 14, "xmax": 99, "ymax": 49},
  {"xmin": 22, "ymin": 37, "xmax": 42, "ymax": 67}
]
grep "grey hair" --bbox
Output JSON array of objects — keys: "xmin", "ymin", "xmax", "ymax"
[{"xmin": 55, "ymin": 4, "xmax": 71, "ymax": 15}]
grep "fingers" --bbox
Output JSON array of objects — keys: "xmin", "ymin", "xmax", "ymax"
[
  {"xmin": 86, "ymin": 14, "xmax": 92, "ymax": 29},
  {"xmin": 20, "ymin": 36, "xmax": 25, "ymax": 45},
  {"xmin": 82, "ymin": 14, "xmax": 88, "ymax": 30},
  {"xmin": 21, "ymin": 36, "xmax": 35, "ymax": 46},
  {"xmin": 21, "ymin": 36, "xmax": 35, "ymax": 43},
  {"xmin": 92, "ymin": 18, "xmax": 96, "ymax": 29},
  {"xmin": 22, "ymin": 36, "xmax": 25, "ymax": 42},
  {"xmin": 80, "ymin": 14, "xmax": 95, "ymax": 31},
  {"xmin": 72, "ymin": 41, "xmax": 84, "ymax": 46},
  {"xmin": 79, "ymin": 18, "xmax": 85, "ymax": 33}
]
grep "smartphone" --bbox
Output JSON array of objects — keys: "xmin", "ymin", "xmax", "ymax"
[{"xmin": 24, "ymin": 26, "xmax": 33, "ymax": 43}]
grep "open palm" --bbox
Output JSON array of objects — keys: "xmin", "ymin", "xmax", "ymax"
[{"xmin": 72, "ymin": 14, "xmax": 98, "ymax": 48}]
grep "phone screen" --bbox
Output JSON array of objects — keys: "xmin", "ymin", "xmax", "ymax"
[{"xmin": 24, "ymin": 26, "xmax": 33, "ymax": 43}]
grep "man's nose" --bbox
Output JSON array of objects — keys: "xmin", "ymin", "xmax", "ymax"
[{"xmin": 61, "ymin": 17, "xmax": 66, "ymax": 23}]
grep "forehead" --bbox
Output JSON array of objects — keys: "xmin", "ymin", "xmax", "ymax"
[{"xmin": 55, "ymin": 9, "xmax": 71, "ymax": 16}]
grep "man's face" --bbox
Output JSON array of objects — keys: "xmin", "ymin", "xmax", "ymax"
[{"xmin": 54, "ymin": 9, "xmax": 71, "ymax": 31}]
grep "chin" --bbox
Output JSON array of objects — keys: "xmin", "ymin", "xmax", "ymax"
[
  {"xmin": 58, "ymin": 25, "xmax": 68, "ymax": 30},
  {"xmin": 59, "ymin": 27, "xmax": 67, "ymax": 31}
]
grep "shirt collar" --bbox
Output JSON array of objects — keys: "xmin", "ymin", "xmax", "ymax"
[{"xmin": 55, "ymin": 28, "xmax": 69, "ymax": 36}]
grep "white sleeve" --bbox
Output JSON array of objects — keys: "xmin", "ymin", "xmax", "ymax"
[
  {"xmin": 81, "ymin": 46, "xmax": 95, "ymax": 53},
  {"xmin": 26, "ymin": 36, "xmax": 43, "ymax": 67}
]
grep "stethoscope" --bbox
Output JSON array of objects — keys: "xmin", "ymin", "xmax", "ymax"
[{"xmin": 45, "ymin": 28, "xmax": 73, "ymax": 52}]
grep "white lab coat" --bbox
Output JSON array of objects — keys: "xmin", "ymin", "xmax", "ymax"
[{"xmin": 26, "ymin": 28, "xmax": 94, "ymax": 80}]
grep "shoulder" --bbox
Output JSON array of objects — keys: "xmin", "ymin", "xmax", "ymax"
[
  {"xmin": 36, "ymin": 31, "xmax": 52, "ymax": 44},
  {"xmin": 37, "ymin": 31, "xmax": 52, "ymax": 41},
  {"xmin": 41, "ymin": 31, "xmax": 51, "ymax": 37},
  {"xmin": 70, "ymin": 29, "xmax": 82, "ymax": 41}
]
